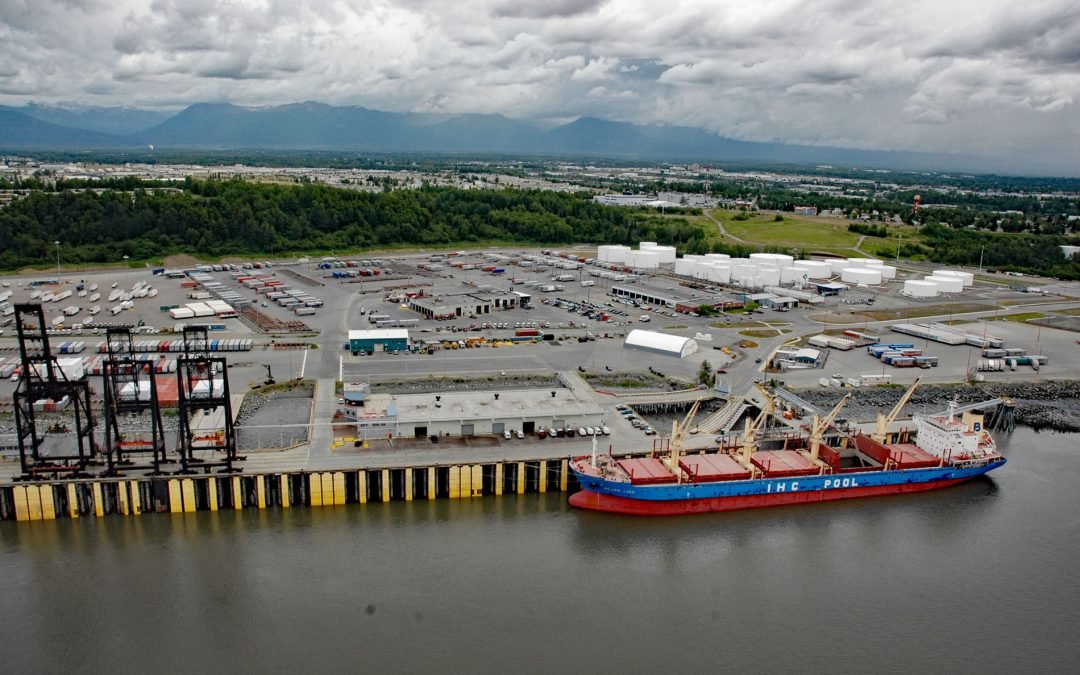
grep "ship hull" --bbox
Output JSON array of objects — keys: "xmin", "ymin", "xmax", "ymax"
[{"xmin": 569, "ymin": 461, "xmax": 1004, "ymax": 516}]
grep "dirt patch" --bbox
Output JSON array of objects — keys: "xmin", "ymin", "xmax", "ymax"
[
  {"xmin": 162, "ymin": 253, "xmax": 201, "ymax": 267},
  {"xmin": 739, "ymin": 329, "xmax": 792, "ymax": 337}
]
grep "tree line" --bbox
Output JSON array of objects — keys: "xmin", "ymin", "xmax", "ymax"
[{"xmin": 0, "ymin": 179, "xmax": 728, "ymax": 270}]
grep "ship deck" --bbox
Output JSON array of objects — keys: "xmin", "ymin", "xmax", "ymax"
[
  {"xmin": 750, "ymin": 450, "xmax": 819, "ymax": 477},
  {"xmin": 679, "ymin": 454, "xmax": 752, "ymax": 482}
]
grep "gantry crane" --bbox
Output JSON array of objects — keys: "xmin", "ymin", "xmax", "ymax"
[
  {"xmin": 871, "ymin": 376, "xmax": 922, "ymax": 444},
  {"xmin": 806, "ymin": 393, "xmax": 851, "ymax": 468}
]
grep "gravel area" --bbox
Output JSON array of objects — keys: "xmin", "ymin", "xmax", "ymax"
[
  {"xmin": 792, "ymin": 380, "xmax": 1080, "ymax": 432},
  {"xmin": 235, "ymin": 381, "xmax": 314, "ymax": 450}
]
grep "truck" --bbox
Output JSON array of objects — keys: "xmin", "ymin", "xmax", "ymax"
[
  {"xmin": 515, "ymin": 328, "xmax": 541, "ymax": 337},
  {"xmin": 294, "ymin": 307, "xmax": 316, "ymax": 316}
]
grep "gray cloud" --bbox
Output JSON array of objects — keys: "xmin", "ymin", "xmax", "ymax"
[{"xmin": 0, "ymin": 0, "xmax": 1076, "ymax": 168}]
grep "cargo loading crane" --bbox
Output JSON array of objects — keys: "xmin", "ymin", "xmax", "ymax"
[
  {"xmin": 12, "ymin": 303, "xmax": 99, "ymax": 478},
  {"xmin": 176, "ymin": 325, "xmax": 240, "ymax": 473},
  {"xmin": 663, "ymin": 398, "xmax": 703, "ymax": 481},
  {"xmin": 805, "ymin": 393, "xmax": 851, "ymax": 469},
  {"xmin": 101, "ymin": 327, "xmax": 170, "ymax": 475},
  {"xmin": 871, "ymin": 376, "xmax": 922, "ymax": 444},
  {"xmin": 738, "ymin": 386, "xmax": 775, "ymax": 472}
]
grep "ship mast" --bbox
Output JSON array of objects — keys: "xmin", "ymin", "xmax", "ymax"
[
  {"xmin": 808, "ymin": 393, "xmax": 851, "ymax": 466},
  {"xmin": 664, "ymin": 398, "xmax": 703, "ymax": 481},
  {"xmin": 871, "ymin": 376, "xmax": 922, "ymax": 444},
  {"xmin": 739, "ymin": 389, "xmax": 774, "ymax": 467}
]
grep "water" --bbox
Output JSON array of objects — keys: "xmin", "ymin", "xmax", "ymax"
[{"xmin": 2, "ymin": 427, "xmax": 1078, "ymax": 673}]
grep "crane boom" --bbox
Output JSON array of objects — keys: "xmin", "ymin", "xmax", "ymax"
[
  {"xmin": 665, "ymin": 398, "xmax": 703, "ymax": 479},
  {"xmin": 872, "ymin": 377, "xmax": 922, "ymax": 443},
  {"xmin": 740, "ymin": 387, "xmax": 775, "ymax": 465},
  {"xmin": 810, "ymin": 393, "xmax": 851, "ymax": 462}
]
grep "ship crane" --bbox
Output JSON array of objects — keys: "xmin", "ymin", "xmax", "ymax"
[
  {"xmin": 871, "ymin": 376, "xmax": 922, "ymax": 444},
  {"xmin": 739, "ymin": 387, "xmax": 775, "ymax": 468},
  {"xmin": 664, "ymin": 398, "xmax": 703, "ymax": 481},
  {"xmin": 807, "ymin": 393, "xmax": 851, "ymax": 468}
]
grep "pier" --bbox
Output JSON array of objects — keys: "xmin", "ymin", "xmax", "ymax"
[{"xmin": 0, "ymin": 458, "xmax": 575, "ymax": 521}]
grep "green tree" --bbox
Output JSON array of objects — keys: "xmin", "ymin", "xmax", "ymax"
[{"xmin": 698, "ymin": 360, "xmax": 716, "ymax": 388}]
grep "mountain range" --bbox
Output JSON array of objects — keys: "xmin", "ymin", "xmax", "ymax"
[{"xmin": 0, "ymin": 101, "xmax": 1067, "ymax": 175}]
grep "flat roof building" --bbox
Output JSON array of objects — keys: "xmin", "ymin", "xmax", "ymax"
[{"xmin": 348, "ymin": 329, "xmax": 409, "ymax": 354}]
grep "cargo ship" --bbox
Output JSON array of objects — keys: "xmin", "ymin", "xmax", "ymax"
[{"xmin": 569, "ymin": 382, "xmax": 1006, "ymax": 516}]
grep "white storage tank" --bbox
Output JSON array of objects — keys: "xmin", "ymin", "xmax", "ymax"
[
  {"xmin": 649, "ymin": 245, "xmax": 677, "ymax": 264},
  {"xmin": 933, "ymin": 269, "xmax": 974, "ymax": 287},
  {"xmin": 598, "ymin": 245, "xmax": 631, "ymax": 263},
  {"xmin": 793, "ymin": 260, "xmax": 833, "ymax": 279},
  {"xmin": 828, "ymin": 259, "xmax": 851, "ymax": 275},
  {"xmin": 674, "ymin": 259, "xmax": 697, "ymax": 276},
  {"xmin": 697, "ymin": 264, "xmax": 731, "ymax": 284},
  {"xmin": 904, "ymin": 279, "xmax": 939, "ymax": 297},
  {"xmin": 847, "ymin": 257, "xmax": 879, "ymax": 266},
  {"xmin": 750, "ymin": 253, "xmax": 795, "ymax": 266},
  {"xmin": 757, "ymin": 267, "xmax": 781, "ymax": 286},
  {"xmin": 704, "ymin": 253, "xmax": 731, "ymax": 262},
  {"xmin": 626, "ymin": 250, "xmax": 661, "ymax": 270},
  {"xmin": 926, "ymin": 274, "xmax": 964, "ymax": 293},
  {"xmin": 639, "ymin": 241, "xmax": 658, "ymax": 250},
  {"xmin": 779, "ymin": 266, "xmax": 803, "ymax": 284},
  {"xmin": 841, "ymin": 267, "xmax": 883, "ymax": 285}
]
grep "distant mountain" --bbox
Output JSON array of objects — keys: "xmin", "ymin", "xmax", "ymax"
[
  {"xmin": 0, "ymin": 101, "xmax": 1070, "ymax": 175},
  {"xmin": 0, "ymin": 109, "xmax": 128, "ymax": 148},
  {"xmin": 3, "ymin": 103, "xmax": 168, "ymax": 135}
]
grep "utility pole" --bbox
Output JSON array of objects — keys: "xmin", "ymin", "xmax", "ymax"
[
  {"xmin": 54, "ymin": 240, "xmax": 60, "ymax": 280},
  {"xmin": 895, "ymin": 233, "xmax": 902, "ymax": 263},
  {"xmin": 978, "ymin": 245, "xmax": 985, "ymax": 272}
]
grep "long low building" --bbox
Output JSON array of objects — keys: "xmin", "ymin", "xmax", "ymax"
[
  {"xmin": 348, "ymin": 329, "xmax": 409, "ymax": 354},
  {"xmin": 349, "ymin": 387, "xmax": 606, "ymax": 440},
  {"xmin": 624, "ymin": 329, "xmax": 699, "ymax": 358}
]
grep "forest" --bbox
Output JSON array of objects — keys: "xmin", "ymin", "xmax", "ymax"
[{"xmin": 0, "ymin": 179, "xmax": 729, "ymax": 270}]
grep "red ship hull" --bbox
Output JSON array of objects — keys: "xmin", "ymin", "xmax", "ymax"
[{"xmin": 568, "ymin": 477, "xmax": 973, "ymax": 516}]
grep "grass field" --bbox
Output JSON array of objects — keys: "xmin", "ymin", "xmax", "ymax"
[
  {"xmin": 990, "ymin": 312, "xmax": 1048, "ymax": 322},
  {"xmin": 852, "ymin": 303, "xmax": 996, "ymax": 321}
]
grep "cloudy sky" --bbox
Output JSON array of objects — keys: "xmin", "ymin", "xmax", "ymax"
[{"xmin": 2, "ymin": 0, "xmax": 1078, "ymax": 165}]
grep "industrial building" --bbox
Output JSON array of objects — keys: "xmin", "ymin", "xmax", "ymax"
[
  {"xmin": 407, "ymin": 292, "xmax": 521, "ymax": 320},
  {"xmin": 348, "ymin": 329, "xmax": 409, "ymax": 354},
  {"xmin": 348, "ymin": 386, "xmax": 605, "ymax": 440},
  {"xmin": 623, "ymin": 330, "xmax": 699, "ymax": 358}
]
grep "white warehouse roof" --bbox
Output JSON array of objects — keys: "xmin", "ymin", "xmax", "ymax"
[
  {"xmin": 348, "ymin": 329, "xmax": 409, "ymax": 341},
  {"xmin": 623, "ymin": 329, "xmax": 699, "ymax": 358}
]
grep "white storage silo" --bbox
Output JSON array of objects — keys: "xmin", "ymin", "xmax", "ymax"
[
  {"xmin": 877, "ymin": 264, "xmax": 897, "ymax": 280},
  {"xmin": 650, "ymin": 245, "xmax": 677, "ymax": 264},
  {"xmin": 626, "ymin": 250, "xmax": 661, "ymax": 270},
  {"xmin": 904, "ymin": 279, "xmax": 939, "ymax": 297},
  {"xmin": 841, "ymin": 267, "xmax": 883, "ymax": 285},
  {"xmin": 639, "ymin": 241, "xmax": 658, "ymax": 250},
  {"xmin": 926, "ymin": 274, "xmax": 964, "ymax": 293}
]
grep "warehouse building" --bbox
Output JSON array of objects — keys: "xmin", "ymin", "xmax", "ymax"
[
  {"xmin": 349, "ymin": 386, "xmax": 605, "ymax": 440},
  {"xmin": 348, "ymin": 329, "xmax": 409, "ymax": 355},
  {"xmin": 623, "ymin": 329, "xmax": 699, "ymax": 358},
  {"xmin": 407, "ymin": 292, "xmax": 521, "ymax": 320}
]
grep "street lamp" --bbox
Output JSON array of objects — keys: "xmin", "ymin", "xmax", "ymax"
[
  {"xmin": 54, "ymin": 240, "xmax": 60, "ymax": 280},
  {"xmin": 122, "ymin": 255, "xmax": 129, "ymax": 268}
]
